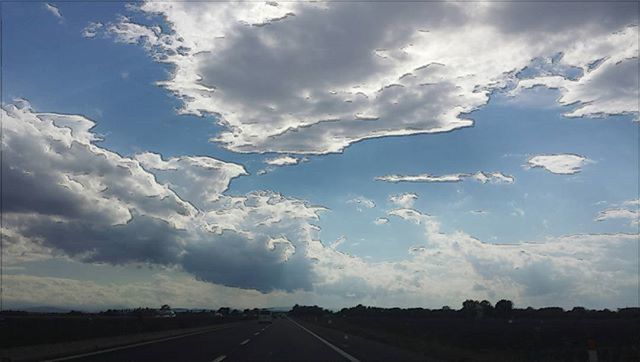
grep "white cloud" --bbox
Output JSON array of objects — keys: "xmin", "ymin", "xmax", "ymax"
[
  {"xmin": 257, "ymin": 155, "xmax": 306, "ymax": 175},
  {"xmin": 512, "ymin": 25, "xmax": 638, "ymax": 119},
  {"xmin": 389, "ymin": 192, "xmax": 418, "ymax": 209},
  {"xmin": 596, "ymin": 208, "xmax": 639, "ymax": 225},
  {"xmin": 472, "ymin": 172, "xmax": 515, "ymax": 184},
  {"xmin": 376, "ymin": 173, "xmax": 465, "ymax": 183},
  {"xmin": 527, "ymin": 154, "xmax": 589, "ymax": 175},
  {"xmin": 96, "ymin": 2, "xmax": 637, "ymax": 155},
  {"xmin": 134, "ymin": 152, "xmax": 247, "ymax": 210},
  {"xmin": 82, "ymin": 22, "xmax": 104, "ymax": 38},
  {"xmin": 595, "ymin": 199, "xmax": 639, "ymax": 226},
  {"xmin": 44, "ymin": 3, "xmax": 63, "ymax": 20},
  {"xmin": 326, "ymin": 207, "xmax": 639, "ymax": 308},
  {"xmin": 347, "ymin": 196, "xmax": 376, "ymax": 209},
  {"xmin": 330, "ymin": 236, "xmax": 347, "ymax": 250},
  {"xmin": 264, "ymin": 155, "xmax": 301, "ymax": 166},
  {"xmin": 376, "ymin": 171, "xmax": 514, "ymax": 184},
  {"xmin": 374, "ymin": 217, "xmax": 389, "ymax": 225}
]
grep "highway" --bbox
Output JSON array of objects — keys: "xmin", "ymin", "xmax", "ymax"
[{"xmin": 52, "ymin": 317, "xmax": 427, "ymax": 361}]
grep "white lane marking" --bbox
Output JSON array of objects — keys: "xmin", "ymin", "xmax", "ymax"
[
  {"xmin": 240, "ymin": 339, "xmax": 250, "ymax": 345},
  {"xmin": 287, "ymin": 317, "xmax": 360, "ymax": 362},
  {"xmin": 45, "ymin": 325, "xmax": 231, "ymax": 361},
  {"xmin": 211, "ymin": 355, "xmax": 227, "ymax": 362},
  {"xmin": 254, "ymin": 332, "xmax": 260, "ymax": 336}
]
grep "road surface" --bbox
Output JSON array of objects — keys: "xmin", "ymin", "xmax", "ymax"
[{"xmin": 51, "ymin": 317, "xmax": 427, "ymax": 361}]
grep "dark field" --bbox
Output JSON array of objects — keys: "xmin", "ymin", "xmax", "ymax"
[
  {"xmin": 0, "ymin": 312, "xmax": 244, "ymax": 348},
  {"xmin": 293, "ymin": 305, "xmax": 640, "ymax": 361}
]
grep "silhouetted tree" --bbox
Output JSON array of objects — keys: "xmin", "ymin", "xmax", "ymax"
[
  {"xmin": 571, "ymin": 306, "xmax": 586, "ymax": 314},
  {"xmin": 462, "ymin": 299, "xmax": 478, "ymax": 311},
  {"xmin": 495, "ymin": 299, "xmax": 513, "ymax": 315},
  {"xmin": 291, "ymin": 304, "xmax": 331, "ymax": 317},
  {"xmin": 461, "ymin": 299, "xmax": 479, "ymax": 317},
  {"xmin": 217, "ymin": 307, "xmax": 230, "ymax": 315}
]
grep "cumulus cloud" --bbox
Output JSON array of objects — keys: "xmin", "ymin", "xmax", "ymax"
[
  {"xmin": 376, "ymin": 171, "xmax": 514, "ymax": 184},
  {"xmin": 2, "ymin": 102, "xmax": 323, "ymax": 293},
  {"xmin": 44, "ymin": 3, "xmax": 63, "ymax": 20},
  {"xmin": 389, "ymin": 192, "xmax": 418, "ymax": 208},
  {"xmin": 95, "ymin": 2, "xmax": 637, "ymax": 155},
  {"xmin": 527, "ymin": 154, "xmax": 589, "ymax": 175},
  {"xmin": 134, "ymin": 152, "xmax": 247, "ymax": 210}
]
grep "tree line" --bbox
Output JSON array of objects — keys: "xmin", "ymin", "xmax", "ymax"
[{"xmin": 289, "ymin": 300, "xmax": 639, "ymax": 319}]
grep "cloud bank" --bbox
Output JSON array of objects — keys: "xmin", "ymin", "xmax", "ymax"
[
  {"xmin": 6, "ymin": 102, "xmax": 637, "ymax": 308},
  {"xmin": 8, "ymin": 103, "xmax": 638, "ymax": 305},
  {"xmin": 95, "ymin": 1, "xmax": 637, "ymax": 155},
  {"xmin": 2, "ymin": 102, "xmax": 322, "ymax": 293}
]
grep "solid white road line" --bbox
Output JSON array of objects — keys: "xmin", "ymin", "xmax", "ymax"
[
  {"xmin": 45, "ymin": 326, "xmax": 231, "ymax": 361},
  {"xmin": 211, "ymin": 355, "xmax": 227, "ymax": 362},
  {"xmin": 287, "ymin": 317, "xmax": 360, "ymax": 362},
  {"xmin": 240, "ymin": 339, "xmax": 250, "ymax": 345}
]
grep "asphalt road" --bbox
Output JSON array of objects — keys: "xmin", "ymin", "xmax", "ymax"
[{"xmin": 57, "ymin": 317, "xmax": 427, "ymax": 361}]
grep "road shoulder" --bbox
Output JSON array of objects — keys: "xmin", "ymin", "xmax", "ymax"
[{"xmin": 1, "ymin": 323, "xmax": 234, "ymax": 362}]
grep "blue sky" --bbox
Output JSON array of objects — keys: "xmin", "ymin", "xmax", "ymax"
[{"xmin": 2, "ymin": 1, "xmax": 638, "ymax": 310}]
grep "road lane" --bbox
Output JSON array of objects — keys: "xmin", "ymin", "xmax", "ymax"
[
  {"xmin": 69, "ymin": 320, "xmax": 264, "ymax": 362},
  {"xmin": 227, "ymin": 318, "xmax": 351, "ymax": 361},
  {"xmin": 291, "ymin": 319, "xmax": 429, "ymax": 361},
  {"xmin": 62, "ymin": 317, "xmax": 426, "ymax": 361}
]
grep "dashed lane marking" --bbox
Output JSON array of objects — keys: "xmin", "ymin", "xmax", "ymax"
[
  {"xmin": 45, "ymin": 326, "xmax": 232, "ymax": 361},
  {"xmin": 287, "ymin": 317, "xmax": 360, "ymax": 362}
]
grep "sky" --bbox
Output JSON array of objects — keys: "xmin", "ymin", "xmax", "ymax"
[{"xmin": 1, "ymin": 1, "xmax": 638, "ymax": 311}]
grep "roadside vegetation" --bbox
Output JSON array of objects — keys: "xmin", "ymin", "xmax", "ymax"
[
  {"xmin": 0, "ymin": 306, "xmax": 256, "ymax": 348},
  {"xmin": 289, "ymin": 301, "xmax": 640, "ymax": 361}
]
